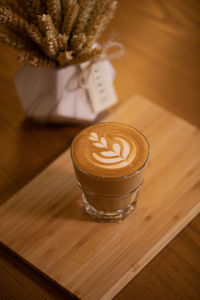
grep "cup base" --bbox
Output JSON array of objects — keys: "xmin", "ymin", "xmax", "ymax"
[{"xmin": 82, "ymin": 192, "xmax": 139, "ymax": 223}]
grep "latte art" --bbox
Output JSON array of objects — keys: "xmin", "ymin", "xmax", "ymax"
[
  {"xmin": 71, "ymin": 122, "xmax": 150, "ymax": 221},
  {"xmin": 89, "ymin": 132, "xmax": 137, "ymax": 169},
  {"xmin": 71, "ymin": 122, "xmax": 149, "ymax": 178}
]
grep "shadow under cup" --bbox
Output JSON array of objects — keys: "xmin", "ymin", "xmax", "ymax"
[{"xmin": 70, "ymin": 138, "xmax": 150, "ymax": 222}]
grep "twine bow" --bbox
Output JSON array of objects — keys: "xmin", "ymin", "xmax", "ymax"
[
  {"xmin": 25, "ymin": 42, "xmax": 124, "ymax": 121},
  {"xmin": 78, "ymin": 41, "xmax": 125, "ymax": 89}
]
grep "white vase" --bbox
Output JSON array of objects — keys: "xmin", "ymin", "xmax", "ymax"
[{"xmin": 14, "ymin": 60, "xmax": 116, "ymax": 124}]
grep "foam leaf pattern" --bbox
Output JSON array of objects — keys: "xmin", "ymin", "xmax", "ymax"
[
  {"xmin": 94, "ymin": 142, "xmax": 106, "ymax": 148},
  {"xmin": 89, "ymin": 132, "xmax": 98, "ymax": 141},
  {"xmin": 100, "ymin": 137, "xmax": 107, "ymax": 147},
  {"xmin": 100, "ymin": 151, "xmax": 117, "ymax": 157},
  {"xmin": 89, "ymin": 133, "xmax": 129, "ymax": 161},
  {"xmin": 88, "ymin": 132, "xmax": 136, "ymax": 169},
  {"xmin": 112, "ymin": 143, "xmax": 121, "ymax": 155}
]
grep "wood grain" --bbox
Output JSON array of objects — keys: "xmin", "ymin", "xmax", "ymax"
[
  {"xmin": 115, "ymin": 214, "xmax": 200, "ymax": 300},
  {"xmin": 0, "ymin": 244, "xmax": 75, "ymax": 300},
  {"xmin": 0, "ymin": 0, "xmax": 200, "ymax": 299},
  {"xmin": 0, "ymin": 95, "xmax": 200, "ymax": 300},
  {"xmin": 107, "ymin": 0, "xmax": 200, "ymax": 126}
]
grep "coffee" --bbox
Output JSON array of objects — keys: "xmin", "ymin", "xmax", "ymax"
[
  {"xmin": 70, "ymin": 122, "xmax": 150, "ymax": 222},
  {"xmin": 72, "ymin": 123, "xmax": 149, "ymax": 177}
]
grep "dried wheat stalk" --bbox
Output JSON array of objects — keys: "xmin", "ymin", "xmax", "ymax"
[
  {"xmin": 0, "ymin": 0, "xmax": 118, "ymax": 68},
  {"xmin": 0, "ymin": 30, "xmax": 31, "ymax": 51},
  {"xmin": 18, "ymin": 50, "xmax": 56, "ymax": 68},
  {"xmin": 62, "ymin": 0, "xmax": 79, "ymax": 36},
  {"xmin": 57, "ymin": 33, "xmax": 68, "ymax": 50},
  {"xmin": 74, "ymin": 0, "xmax": 95, "ymax": 34},
  {"xmin": 47, "ymin": 0, "xmax": 62, "ymax": 28},
  {"xmin": 71, "ymin": 46, "xmax": 102, "ymax": 65},
  {"xmin": 0, "ymin": 6, "xmax": 43, "ymax": 47},
  {"xmin": 58, "ymin": 50, "xmax": 73, "ymax": 66},
  {"xmin": 70, "ymin": 32, "xmax": 86, "ymax": 51}
]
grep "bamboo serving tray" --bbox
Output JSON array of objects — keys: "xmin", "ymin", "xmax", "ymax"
[{"xmin": 0, "ymin": 95, "xmax": 200, "ymax": 300}]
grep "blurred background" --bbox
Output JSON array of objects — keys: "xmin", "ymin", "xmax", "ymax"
[
  {"xmin": 104, "ymin": 0, "xmax": 200, "ymax": 126},
  {"xmin": 0, "ymin": 0, "xmax": 199, "ymax": 201},
  {"xmin": 0, "ymin": 0, "xmax": 200, "ymax": 299}
]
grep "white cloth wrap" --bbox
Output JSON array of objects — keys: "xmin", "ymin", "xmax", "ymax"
[{"xmin": 14, "ymin": 60, "xmax": 115, "ymax": 123}]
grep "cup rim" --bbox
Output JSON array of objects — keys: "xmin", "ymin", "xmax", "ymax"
[{"xmin": 70, "ymin": 122, "xmax": 150, "ymax": 181}]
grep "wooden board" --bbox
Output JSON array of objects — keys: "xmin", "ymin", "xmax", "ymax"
[{"xmin": 0, "ymin": 95, "xmax": 200, "ymax": 300}]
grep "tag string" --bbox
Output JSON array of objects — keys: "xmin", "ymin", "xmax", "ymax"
[
  {"xmin": 78, "ymin": 41, "xmax": 125, "ymax": 89},
  {"xmin": 47, "ymin": 41, "xmax": 125, "ymax": 120},
  {"xmin": 25, "ymin": 42, "xmax": 124, "ymax": 122}
]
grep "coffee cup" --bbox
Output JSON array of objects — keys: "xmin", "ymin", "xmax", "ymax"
[{"xmin": 70, "ymin": 122, "xmax": 150, "ymax": 222}]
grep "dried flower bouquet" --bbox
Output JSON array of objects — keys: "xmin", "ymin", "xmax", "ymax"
[{"xmin": 0, "ymin": 0, "xmax": 117, "ymax": 68}]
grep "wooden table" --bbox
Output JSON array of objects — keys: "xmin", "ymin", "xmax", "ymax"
[{"xmin": 0, "ymin": 0, "xmax": 200, "ymax": 299}]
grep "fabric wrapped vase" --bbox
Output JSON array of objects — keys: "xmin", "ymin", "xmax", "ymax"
[{"xmin": 14, "ymin": 59, "xmax": 117, "ymax": 124}]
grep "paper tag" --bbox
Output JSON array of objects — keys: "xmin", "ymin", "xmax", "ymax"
[{"xmin": 81, "ymin": 60, "xmax": 117, "ymax": 114}]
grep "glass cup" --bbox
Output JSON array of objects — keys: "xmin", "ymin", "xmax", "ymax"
[{"xmin": 70, "ymin": 124, "xmax": 150, "ymax": 222}]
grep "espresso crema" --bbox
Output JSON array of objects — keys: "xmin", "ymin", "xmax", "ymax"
[{"xmin": 71, "ymin": 123, "xmax": 149, "ymax": 178}]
